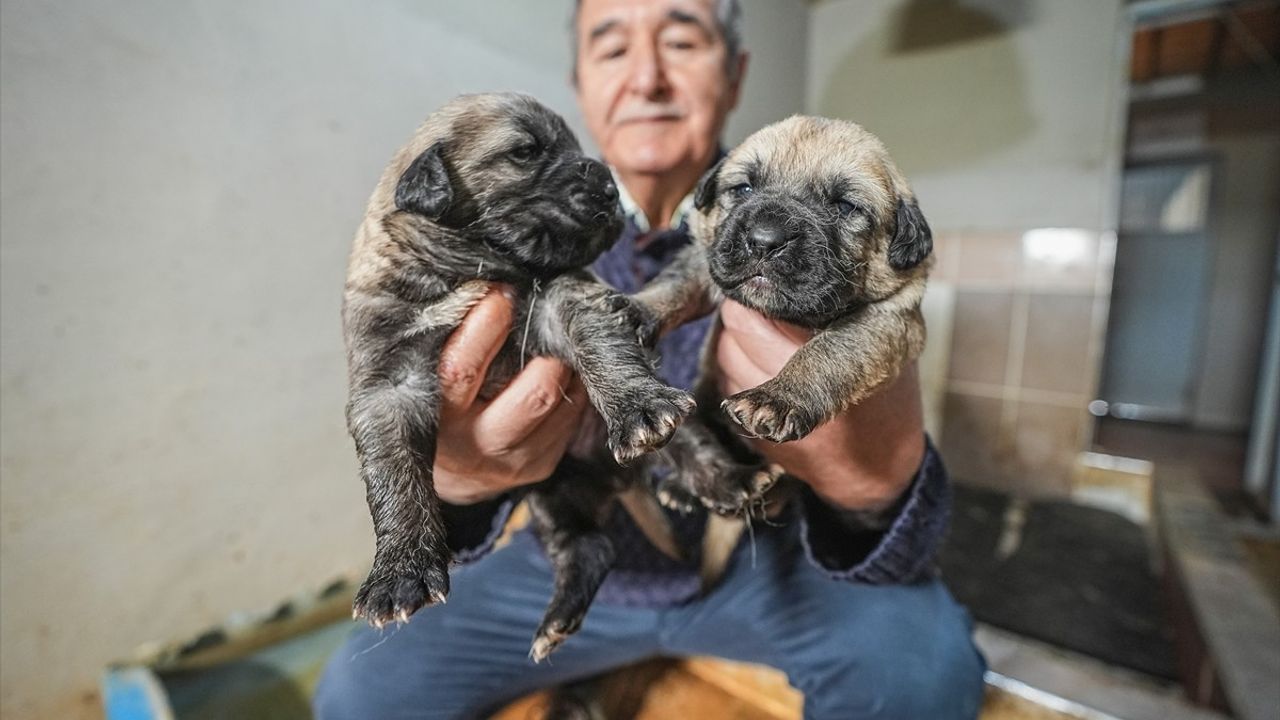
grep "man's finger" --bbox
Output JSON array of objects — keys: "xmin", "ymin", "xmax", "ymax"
[
  {"xmin": 716, "ymin": 327, "xmax": 775, "ymax": 396},
  {"xmin": 474, "ymin": 357, "xmax": 576, "ymax": 448},
  {"xmin": 439, "ymin": 286, "xmax": 515, "ymax": 410},
  {"xmin": 718, "ymin": 300, "xmax": 812, "ymax": 376},
  {"xmin": 518, "ymin": 380, "xmax": 590, "ymax": 479}
]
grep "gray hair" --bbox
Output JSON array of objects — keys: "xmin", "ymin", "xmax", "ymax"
[{"xmin": 570, "ymin": 0, "xmax": 745, "ymax": 83}]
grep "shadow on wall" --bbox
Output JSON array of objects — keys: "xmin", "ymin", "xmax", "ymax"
[{"xmin": 818, "ymin": 0, "xmax": 1036, "ymax": 175}]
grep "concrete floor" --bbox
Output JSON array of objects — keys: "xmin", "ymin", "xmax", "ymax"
[{"xmin": 974, "ymin": 625, "xmax": 1227, "ymax": 720}]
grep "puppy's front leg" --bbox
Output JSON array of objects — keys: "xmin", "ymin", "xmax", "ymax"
[
  {"xmin": 632, "ymin": 242, "xmax": 720, "ymax": 340},
  {"xmin": 346, "ymin": 349, "xmax": 452, "ymax": 627},
  {"xmin": 723, "ymin": 304, "xmax": 925, "ymax": 443},
  {"xmin": 540, "ymin": 273, "xmax": 694, "ymax": 465}
]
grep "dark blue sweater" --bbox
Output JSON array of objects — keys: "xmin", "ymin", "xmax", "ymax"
[{"xmin": 441, "ymin": 216, "xmax": 951, "ymax": 606}]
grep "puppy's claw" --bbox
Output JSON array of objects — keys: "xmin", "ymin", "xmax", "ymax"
[
  {"xmin": 722, "ymin": 387, "xmax": 817, "ymax": 443},
  {"xmin": 352, "ymin": 554, "xmax": 450, "ymax": 628},
  {"xmin": 655, "ymin": 482, "xmax": 699, "ymax": 514},
  {"xmin": 530, "ymin": 624, "xmax": 571, "ymax": 663},
  {"xmin": 669, "ymin": 460, "xmax": 782, "ymax": 517},
  {"xmin": 608, "ymin": 387, "xmax": 695, "ymax": 465}
]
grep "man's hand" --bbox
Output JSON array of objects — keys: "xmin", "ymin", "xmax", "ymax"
[
  {"xmin": 715, "ymin": 300, "xmax": 926, "ymax": 513},
  {"xmin": 433, "ymin": 285, "xmax": 588, "ymax": 505}
]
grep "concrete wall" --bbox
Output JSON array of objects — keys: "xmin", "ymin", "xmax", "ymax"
[
  {"xmin": 0, "ymin": 1, "xmax": 807, "ymax": 717},
  {"xmin": 806, "ymin": 0, "xmax": 1129, "ymax": 496},
  {"xmin": 807, "ymin": 0, "xmax": 1128, "ymax": 233}
]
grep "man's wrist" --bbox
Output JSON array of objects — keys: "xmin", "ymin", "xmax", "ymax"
[{"xmin": 802, "ymin": 434, "xmax": 925, "ymax": 516}]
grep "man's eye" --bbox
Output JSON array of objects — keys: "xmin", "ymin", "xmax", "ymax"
[
  {"xmin": 664, "ymin": 40, "xmax": 695, "ymax": 51},
  {"xmin": 596, "ymin": 44, "xmax": 626, "ymax": 61},
  {"xmin": 731, "ymin": 184, "xmax": 753, "ymax": 199},
  {"xmin": 509, "ymin": 144, "xmax": 541, "ymax": 163}
]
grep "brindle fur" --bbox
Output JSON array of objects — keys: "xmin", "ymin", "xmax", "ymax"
[
  {"xmin": 635, "ymin": 116, "xmax": 933, "ymax": 583},
  {"xmin": 343, "ymin": 93, "xmax": 693, "ymax": 659}
]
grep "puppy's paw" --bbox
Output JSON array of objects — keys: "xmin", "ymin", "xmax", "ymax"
[
  {"xmin": 722, "ymin": 386, "xmax": 819, "ymax": 443},
  {"xmin": 700, "ymin": 463, "xmax": 783, "ymax": 516},
  {"xmin": 608, "ymin": 386, "xmax": 696, "ymax": 465},
  {"xmin": 602, "ymin": 291, "xmax": 661, "ymax": 348},
  {"xmin": 530, "ymin": 619, "xmax": 577, "ymax": 663},
  {"xmin": 659, "ymin": 459, "xmax": 781, "ymax": 516},
  {"xmin": 655, "ymin": 477, "xmax": 700, "ymax": 514},
  {"xmin": 352, "ymin": 550, "xmax": 450, "ymax": 628}
]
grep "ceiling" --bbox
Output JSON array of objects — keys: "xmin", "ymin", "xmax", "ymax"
[{"xmin": 1130, "ymin": 1, "xmax": 1280, "ymax": 82}]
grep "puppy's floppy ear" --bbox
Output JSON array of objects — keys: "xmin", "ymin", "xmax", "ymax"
[
  {"xmin": 395, "ymin": 142, "xmax": 453, "ymax": 219},
  {"xmin": 693, "ymin": 157, "xmax": 726, "ymax": 211},
  {"xmin": 889, "ymin": 197, "xmax": 933, "ymax": 270}
]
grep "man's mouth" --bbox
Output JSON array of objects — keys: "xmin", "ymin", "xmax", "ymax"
[{"xmin": 613, "ymin": 105, "xmax": 685, "ymax": 125}]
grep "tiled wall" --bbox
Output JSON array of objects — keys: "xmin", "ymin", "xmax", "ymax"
[{"xmin": 933, "ymin": 229, "xmax": 1117, "ymax": 497}]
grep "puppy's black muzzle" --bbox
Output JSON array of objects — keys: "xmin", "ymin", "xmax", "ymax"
[
  {"xmin": 565, "ymin": 158, "xmax": 620, "ymax": 224},
  {"xmin": 746, "ymin": 220, "xmax": 797, "ymax": 258},
  {"xmin": 712, "ymin": 201, "xmax": 808, "ymax": 277}
]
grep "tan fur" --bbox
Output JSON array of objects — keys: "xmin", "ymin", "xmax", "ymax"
[{"xmin": 645, "ymin": 116, "xmax": 935, "ymax": 588}]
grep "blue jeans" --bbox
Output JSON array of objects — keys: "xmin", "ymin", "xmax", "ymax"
[{"xmin": 314, "ymin": 528, "xmax": 986, "ymax": 720}]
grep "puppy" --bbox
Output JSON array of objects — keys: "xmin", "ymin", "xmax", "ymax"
[
  {"xmin": 635, "ymin": 116, "xmax": 933, "ymax": 577},
  {"xmin": 343, "ymin": 93, "xmax": 693, "ymax": 659}
]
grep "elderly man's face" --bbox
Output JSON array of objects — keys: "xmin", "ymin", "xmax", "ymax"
[{"xmin": 575, "ymin": 0, "xmax": 743, "ymax": 178}]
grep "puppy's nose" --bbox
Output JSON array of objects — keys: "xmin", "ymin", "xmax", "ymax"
[
  {"xmin": 574, "ymin": 159, "xmax": 617, "ymax": 201},
  {"xmin": 748, "ymin": 225, "xmax": 790, "ymax": 256}
]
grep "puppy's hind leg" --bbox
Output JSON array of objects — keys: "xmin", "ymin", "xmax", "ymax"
[
  {"xmin": 347, "ymin": 369, "xmax": 451, "ymax": 628},
  {"xmin": 526, "ymin": 457, "xmax": 618, "ymax": 662}
]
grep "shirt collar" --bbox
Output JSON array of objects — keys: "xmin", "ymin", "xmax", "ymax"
[{"xmin": 612, "ymin": 169, "xmax": 696, "ymax": 234}]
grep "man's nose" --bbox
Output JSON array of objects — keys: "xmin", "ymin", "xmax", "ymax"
[{"xmin": 625, "ymin": 39, "xmax": 668, "ymax": 97}]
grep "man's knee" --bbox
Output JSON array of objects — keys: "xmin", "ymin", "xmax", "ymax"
[
  {"xmin": 798, "ymin": 586, "xmax": 986, "ymax": 719},
  {"xmin": 312, "ymin": 624, "xmax": 484, "ymax": 720}
]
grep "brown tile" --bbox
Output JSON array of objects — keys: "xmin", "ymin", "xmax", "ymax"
[
  {"xmin": 940, "ymin": 391, "xmax": 1017, "ymax": 490},
  {"xmin": 955, "ymin": 232, "xmax": 1022, "ymax": 288},
  {"xmin": 948, "ymin": 291, "xmax": 1013, "ymax": 385},
  {"xmin": 1021, "ymin": 294, "xmax": 1095, "ymax": 395},
  {"xmin": 1011, "ymin": 401, "xmax": 1089, "ymax": 497},
  {"xmin": 931, "ymin": 232, "xmax": 962, "ymax": 282},
  {"xmin": 1019, "ymin": 228, "xmax": 1101, "ymax": 292}
]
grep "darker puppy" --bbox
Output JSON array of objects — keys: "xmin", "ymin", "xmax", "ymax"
[
  {"xmin": 636, "ymin": 116, "xmax": 933, "ymax": 564},
  {"xmin": 343, "ymin": 93, "xmax": 693, "ymax": 659}
]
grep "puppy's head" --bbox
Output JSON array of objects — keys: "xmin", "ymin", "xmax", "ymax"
[
  {"xmin": 380, "ymin": 93, "xmax": 623, "ymax": 274},
  {"xmin": 692, "ymin": 117, "xmax": 932, "ymax": 326}
]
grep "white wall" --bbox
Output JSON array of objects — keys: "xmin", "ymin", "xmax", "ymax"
[
  {"xmin": 806, "ymin": 0, "xmax": 1127, "ymax": 232},
  {"xmin": 0, "ymin": 1, "xmax": 807, "ymax": 717}
]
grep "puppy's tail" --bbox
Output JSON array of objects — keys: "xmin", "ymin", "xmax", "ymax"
[{"xmin": 617, "ymin": 485, "xmax": 684, "ymax": 562}]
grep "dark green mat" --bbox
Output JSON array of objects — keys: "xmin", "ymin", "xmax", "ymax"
[{"xmin": 940, "ymin": 483, "xmax": 1178, "ymax": 680}]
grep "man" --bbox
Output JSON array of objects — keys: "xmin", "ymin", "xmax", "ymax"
[{"xmin": 315, "ymin": 1, "xmax": 985, "ymax": 717}]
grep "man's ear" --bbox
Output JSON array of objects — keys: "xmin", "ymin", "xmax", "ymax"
[
  {"xmin": 889, "ymin": 197, "xmax": 933, "ymax": 270},
  {"xmin": 395, "ymin": 142, "xmax": 453, "ymax": 219},
  {"xmin": 693, "ymin": 157, "xmax": 726, "ymax": 211}
]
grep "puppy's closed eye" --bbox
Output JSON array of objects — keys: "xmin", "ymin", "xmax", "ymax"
[{"xmin": 508, "ymin": 142, "xmax": 542, "ymax": 164}]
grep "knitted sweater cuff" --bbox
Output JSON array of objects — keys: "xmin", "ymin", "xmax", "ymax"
[
  {"xmin": 798, "ymin": 436, "xmax": 952, "ymax": 584},
  {"xmin": 440, "ymin": 492, "xmax": 520, "ymax": 565}
]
